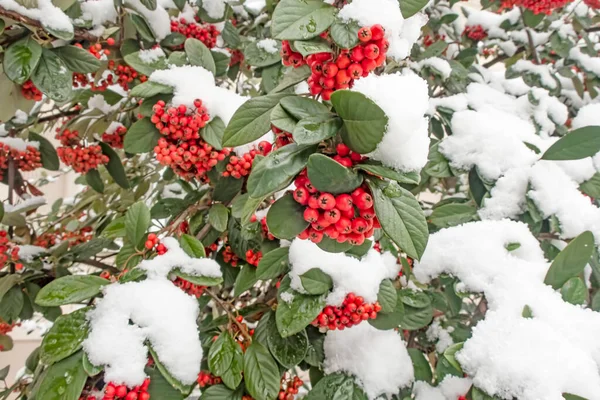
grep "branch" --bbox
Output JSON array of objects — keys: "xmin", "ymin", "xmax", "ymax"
[
  {"xmin": 482, "ymin": 46, "xmax": 526, "ymax": 68},
  {"xmin": 0, "ymin": 6, "xmax": 99, "ymax": 42},
  {"xmin": 206, "ymin": 289, "xmax": 253, "ymax": 343}
]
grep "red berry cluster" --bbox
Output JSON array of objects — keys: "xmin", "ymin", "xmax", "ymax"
[
  {"xmin": 423, "ymin": 33, "xmax": 446, "ymax": 48},
  {"xmin": 0, "ymin": 318, "xmax": 18, "ymax": 335},
  {"xmin": 585, "ymin": 0, "xmax": 600, "ymax": 7},
  {"xmin": 102, "ymin": 125, "xmax": 128, "ymax": 149},
  {"xmin": 170, "ymin": 17, "xmax": 219, "ymax": 49},
  {"xmin": 34, "ymin": 226, "xmax": 93, "ymax": 249},
  {"xmin": 0, "ymin": 231, "xmax": 22, "ymax": 271},
  {"xmin": 173, "ymin": 277, "xmax": 206, "ymax": 297},
  {"xmin": 271, "ymin": 126, "xmax": 294, "ymax": 149},
  {"xmin": 293, "ymin": 172, "xmax": 379, "ymax": 245},
  {"xmin": 103, "ymin": 379, "xmax": 150, "ymax": 400},
  {"xmin": 0, "ymin": 142, "xmax": 42, "ymax": 180},
  {"xmin": 277, "ymin": 375, "xmax": 303, "ymax": 400},
  {"xmin": 151, "ymin": 100, "xmax": 231, "ymax": 182},
  {"xmin": 333, "ymin": 143, "xmax": 364, "ymax": 167},
  {"xmin": 197, "ymin": 371, "xmax": 222, "ymax": 388},
  {"xmin": 501, "ymin": 0, "xmax": 573, "ymax": 14},
  {"xmin": 245, "ymin": 249, "xmax": 262, "ymax": 267},
  {"xmin": 222, "ymin": 141, "xmax": 272, "ymax": 179},
  {"xmin": 463, "ymin": 25, "xmax": 488, "ymax": 41},
  {"xmin": 108, "ymin": 60, "xmax": 148, "ymax": 91},
  {"xmin": 312, "ymin": 293, "xmax": 382, "ymax": 331},
  {"xmin": 229, "ymin": 49, "xmax": 244, "ymax": 66},
  {"xmin": 72, "ymin": 43, "xmax": 112, "ymax": 91},
  {"xmin": 283, "ymin": 24, "xmax": 387, "ymax": 100},
  {"xmin": 205, "ymin": 242, "xmax": 218, "ymax": 256},
  {"xmin": 56, "ymin": 130, "xmax": 109, "ymax": 174},
  {"xmin": 222, "ymin": 245, "xmax": 240, "ymax": 266},
  {"xmin": 144, "ymin": 233, "xmax": 167, "ymax": 255},
  {"xmin": 21, "ymin": 80, "xmax": 42, "ymax": 101},
  {"xmin": 253, "ymin": 215, "xmax": 274, "ymax": 240}
]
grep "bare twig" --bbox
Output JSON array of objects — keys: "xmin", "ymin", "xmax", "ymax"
[{"xmin": 206, "ymin": 289, "xmax": 253, "ymax": 342}]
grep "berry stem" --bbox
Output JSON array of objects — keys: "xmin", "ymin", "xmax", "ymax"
[{"xmin": 205, "ymin": 289, "xmax": 253, "ymax": 343}]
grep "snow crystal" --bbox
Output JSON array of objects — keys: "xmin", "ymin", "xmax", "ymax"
[
  {"xmin": 413, "ymin": 377, "xmax": 472, "ymax": 400},
  {"xmin": 139, "ymin": 237, "xmax": 222, "ymax": 279},
  {"xmin": 351, "ymin": 72, "xmax": 430, "ymax": 172},
  {"xmin": 150, "ymin": 66, "xmax": 247, "ymax": 125},
  {"xmin": 84, "ymin": 279, "xmax": 202, "ymax": 386},
  {"xmin": 414, "ymin": 220, "xmax": 600, "ymax": 400},
  {"xmin": 412, "ymin": 57, "xmax": 452, "ymax": 79},
  {"xmin": 0, "ymin": 0, "xmax": 73, "ymax": 34},
  {"xmin": 256, "ymin": 38, "xmax": 278, "ymax": 54},
  {"xmin": 338, "ymin": 0, "xmax": 426, "ymax": 61},
  {"xmin": 4, "ymin": 196, "xmax": 46, "ymax": 213},
  {"xmin": 138, "ymin": 47, "xmax": 166, "ymax": 63},
  {"xmin": 288, "ymin": 239, "xmax": 399, "ymax": 306},
  {"xmin": 0, "ymin": 137, "xmax": 40, "ymax": 152},
  {"xmin": 201, "ymin": 0, "xmax": 226, "ymax": 19},
  {"xmin": 569, "ymin": 48, "xmax": 600, "ymax": 76},
  {"xmin": 80, "ymin": 0, "xmax": 118, "ymax": 27},
  {"xmin": 279, "ymin": 291, "xmax": 294, "ymax": 304},
  {"xmin": 512, "ymin": 60, "xmax": 557, "ymax": 90},
  {"xmin": 323, "ymin": 323, "xmax": 413, "ymax": 399}
]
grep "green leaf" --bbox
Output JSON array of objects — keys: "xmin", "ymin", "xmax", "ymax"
[
  {"xmin": 330, "ymin": 20, "xmax": 360, "ymax": 49},
  {"xmin": 146, "ymin": 365, "xmax": 185, "ymax": 400},
  {"xmin": 408, "ymin": 348, "xmax": 432, "ymax": 383},
  {"xmin": 247, "ymin": 144, "xmax": 315, "ymax": 198},
  {"xmin": 208, "ymin": 332, "xmax": 244, "ymax": 389},
  {"xmin": 139, "ymin": 0, "xmax": 156, "ymax": 10},
  {"xmin": 185, "ymin": 38, "xmax": 216, "ymax": 75},
  {"xmin": 354, "ymin": 162, "xmax": 420, "ymax": 185},
  {"xmin": 368, "ymin": 180, "xmax": 429, "ymax": 260},
  {"xmin": 0, "ymin": 334, "xmax": 14, "ymax": 351},
  {"xmin": 29, "ymin": 132, "xmax": 59, "ymax": 171},
  {"xmin": 272, "ymin": 65, "xmax": 311, "ymax": 93},
  {"xmin": 173, "ymin": 269, "xmax": 223, "ymax": 286},
  {"xmin": 129, "ymin": 13, "xmax": 155, "ymax": 41},
  {"xmin": 544, "ymin": 231, "xmax": 594, "ymax": 289},
  {"xmin": 267, "ymin": 327, "xmax": 308, "ymax": 368},
  {"xmin": 148, "ymin": 347, "xmax": 192, "ymax": 394},
  {"xmin": 31, "ymin": 49, "xmax": 72, "ymax": 102},
  {"xmin": 266, "ymin": 193, "xmax": 309, "ymax": 240},
  {"xmin": 123, "ymin": 118, "xmax": 161, "ymax": 154},
  {"xmin": 243, "ymin": 342, "xmax": 281, "ymax": 400},
  {"xmin": 307, "ymin": 153, "xmax": 363, "ymax": 194},
  {"xmin": 429, "ymin": 203, "xmax": 478, "ymax": 228},
  {"xmin": 201, "ymin": 117, "xmax": 225, "ymax": 150},
  {"xmin": 272, "ymin": 0, "xmax": 337, "ymax": 40},
  {"xmin": 36, "ymin": 276, "xmax": 109, "ymax": 306},
  {"xmin": 280, "ymin": 96, "xmax": 329, "ymax": 120},
  {"xmin": 293, "ymin": 114, "xmax": 342, "ymax": 145},
  {"xmin": 160, "ymin": 32, "xmax": 186, "ymax": 48},
  {"xmin": 234, "ymin": 265, "xmax": 259, "ymax": 294},
  {"xmin": 368, "ymin": 289, "xmax": 405, "ymax": 330},
  {"xmin": 129, "ymin": 81, "xmax": 173, "ymax": 98},
  {"xmin": 244, "ymin": 41, "xmax": 281, "ymax": 67},
  {"xmin": 0, "ymin": 203, "xmax": 4, "ymax": 226},
  {"xmin": 523, "ymin": 8, "xmax": 544, "ymax": 27},
  {"xmin": 443, "ymin": 343, "xmax": 464, "ymax": 373},
  {"xmin": 256, "ymin": 247, "xmax": 290, "ymax": 280},
  {"xmin": 209, "ymin": 204, "xmax": 229, "ymax": 232},
  {"xmin": 292, "ymin": 39, "xmax": 333, "ymax": 57},
  {"xmin": 276, "ymin": 278, "xmax": 325, "ymax": 337},
  {"xmin": 305, "ymin": 373, "xmax": 368, "ymax": 400},
  {"xmin": 85, "ymin": 167, "xmax": 104, "ymax": 193},
  {"xmin": 99, "ymin": 142, "xmax": 129, "ymax": 189},
  {"xmin": 331, "ymin": 90, "xmax": 388, "ymax": 154},
  {"xmin": 300, "ymin": 268, "xmax": 333, "ymax": 295},
  {"xmin": 82, "ymin": 352, "xmax": 102, "ymax": 376},
  {"xmin": 223, "ymin": 93, "xmax": 292, "ymax": 147},
  {"xmin": 0, "ymin": 286, "xmax": 23, "ymax": 322},
  {"xmin": 400, "ymin": 303, "xmax": 433, "ymax": 330},
  {"xmin": 377, "ymin": 279, "xmax": 397, "ymax": 313},
  {"xmin": 40, "ymin": 307, "xmax": 89, "ymax": 364},
  {"xmin": 270, "ymin": 104, "xmax": 297, "ymax": 133},
  {"xmin": 562, "ymin": 393, "xmax": 590, "ymax": 400},
  {"xmin": 561, "ymin": 277, "xmax": 587, "ymax": 305},
  {"xmin": 522, "ymin": 304, "xmax": 533, "ymax": 318},
  {"xmin": 316, "ymin": 236, "xmax": 352, "ymax": 253},
  {"xmin": 417, "ymin": 40, "xmax": 448, "ymax": 61},
  {"xmin": 0, "ymin": 365, "xmax": 9, "ymax": 380},
  {"xmin": 542, "ymin": 126, "xmax": 600, "ymax": 161},
  {"xmin": 222, "ymin": 20, "xmax": 241, "ymax": 48},
  {"xmin": 125, "ymin": 202, "xmax": 151, "ymax": 247},
  {"xmin": 124, "ymin": 50, "xmax": 167, "ymax": 76},
  {"xmin": 179, "ymin": 234, "xmax": 206, "ymax": 258},
  {"xmin": 200, "ymin": 385, "xmax": 243, "ymax": 400},
  {"xmin": 53, "ymin": 45, "xmax": 101, "ymax": 73},
  {"xmin": 4, "ymin": 36, "xmax": 42, "ymax": 84},
  {"xmin": 33, "ymin": 352, "xmax": 87, "ymax": 400},
  {"xmin": 400, "ymin": 0, "xmax": 428, "ymax": 18}
]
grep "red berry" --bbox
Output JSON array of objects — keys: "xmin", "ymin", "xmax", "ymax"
[
  {"xmin": 351, "ymin": 218, "xmax": 369, "ymax": 233},
  {"xmin": 336, "ymin": 53, "xmax": 351, "ymax": 69},
  {"xmin": 364, "ymin": 44, "xmax": 380, "ymax": 60},
  {"xmin": 139, "ymin": 393, "xmax": 150, "ymax": 400},
  {"xmin": 336, "ymin": 143, "xmax": 351, "ymax": 157},
  {"xmin": 358, "ymin": 27, "xmax": 372, "ymax": 42},
  {"xmin": 350, "ymin": 47, "xmax": 365, "ymax": 62},
  {"xmin": 107, "ymin": 37, "xmax": 116, "ymax": 46},
  {"xmin": 335, "ymin": 194, "xmax": 353, "ymax": 211},
  {"xmin": 347, "ymin": 63, "xmax": 363, "ymax": 80},
  {"xmin": 293, "ymin": 187, "xmax": 309, "ymax": 205},
  {"xmin": 370, "ymin": 24, "xmax": 385, "ymax": 40},
  {"xmin": 324, "ymin": 208, "xmax": 341, "ymax": 224},
  {"xmin": 308, "ymin": 229, "xmax": 323, "ymax": 243},
  {"xmin": 116, "ymin": 386, "xmax": 128, "ymax": 397},
  {"xmin": 348, "ymin": 233, "xmax": 365, "ymax": 245},
  {"xmin": 335, "ymin": 217, "xmax": 352, "ymax": 234},
  {"xmin": 355, "ymin": 192, "xmax": 374, "ymax": 210},
  {"xmin": 308, "ymin": 194, "xmax": 320, "ymax": 209},
  {"xmin": 323, "ymin": 62, "xmax": 339, "ymax": 78},
  {"xmin": 311, "ymin": 62, "xmax": 323, "ymax": 76},
  {"xmin": 361, "ymin": 58, "xmax": 377, "ymax": 73},
  {"xmin": 304, "ymin": 208, "xmax": 319, "ymax": 223},
  {"xmin": 318, "ymin": 193, "xmax": 336, "ymax": 210},
  {"xmin": 321, "ymin": 89, "xmax": 334, "ymax": 101},
  {"xmin": 336, "ymin": 70, "xmax": 351, "ymax": 86}
]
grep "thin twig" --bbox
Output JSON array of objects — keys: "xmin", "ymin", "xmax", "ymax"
[{"xmin": 206, "ymin": 289, "xmax": 253, "ymax": 342}]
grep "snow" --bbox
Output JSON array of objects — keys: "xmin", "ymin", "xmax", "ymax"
[
  {"xmin": 338, "ymin": 0, "xmax": 426, "ymax": 62},
  {"xmin": 0, "ymin": 0, "xmax": 73, "ymax": 34},
  {"xmin": 478, "ymin": 167, "xmax": 529, "ymax": 220},
  {"xmin": 512, "ymin": 60, "xmax": 557, "ymax": 90},
  {"xmin": 411, "ymin": 57, "xmax": 452, "ymax": 79},
  {"xmin": 0, "ymin": 137, "xmax": 40, "ymax": 152},
  {"xmin": 80, "ymin": 0, "xmax": 118, "ymax": 27},
  {"xmin": 150, "ymin": 66, "xmax": 248, "ymax": 125},
  {"xmin": 13, "ymin": 110, "xmax": 28, "ymax": 124},
  {"xmin": 414, "ymin": 220, "xmax": 600, "ymax": 400},
  {"xmin": 288, "ymin": 239, "xmax": 400, "ymax": 306},
  {"xmin": 125, "ymin": 0, "xmax": 171, "ymax": 40},
  {"xmin": 426, "ymin": 319, "xmax": 454, "ymax": 353},
  {"xmin": 323, "ymin": 323, "xmax": 413, "ymax": 399},
  {"xmin": 464, "ymin": 8, "xmax": 520, "ymax": 39},
  {"xmin": 427, "ymin": 94, "xmax": 468, "ymax": 116},
  {"xmin": 256, "ymin": 38, "xmax": 278, "ymax": 54},
  {"xmin": 84, "ymin": 238, "xmax": 220, "ymax": 387},
  {"xmin": 569, "ymin": 47, "xmax": 600, "ymax": 76},
  {"xmin": 351, "ymin": 72, "xmax": 430, "ymax": 172},
  {"xmin": 201, "ymin": 0, "xmax": 227, "ymax": 19},
  {"xmin": 572, "ymin": 103, "xmax": 600, "ymax": 129},
  {"xmin": 244, "ymin": 0, "xmax": 265, "ymax": 14},
  {"xmin": 4, "ymin": 196, "xmax": 46, "ymax": 213},
  {"xmin": 105, "ymin": 121, "xmax": 125, "ymax": 135},
  {"xmin": 139, "ymin": 48, "xmax": 166, "ymax": 63},
  {"xmin": 413, "ymin": 377, "xmax": 472, "ymax": 400},
  {"xmin": 17, "ymin": 245, "xmax": 46, "ymax": 262}
]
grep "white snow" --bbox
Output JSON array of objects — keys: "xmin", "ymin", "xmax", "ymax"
[
  {"xmin": 125, "ymin": 0, "xmax": 171, "ymax": 40},
  {"xmin": 323, "ymin": 323, "xmax": 414, "ymax": 399},
  {"xmin": 288, "ymin": 239, "xmax": 400, "ymax": 306},
  {"xmin": 150, "ymin": 66, "xmax": 248, "ymax": 125},
  {"xmin": 80, "ymin": 0, "xmax": 118, "ymax": 28},
  {"xmin": 512, "ymin": 60, "xmax": 557, "ymax": 90},
  {"xmin": 4, "ymin": 196, "xmax": 46, "ymax": 213},
  {"xmin": 17, "ymin": 245, "xmax": 46, "ymax": 262},
  {"xmin": 426, "ymin": 319, "xmax": 454, "ymax": 353},
  {"xmin": 338, "ymin": 0, "xmax": 426, "ymax": 61},
  {"xmin": 570, "ymin": 47, "xmax": 600, "ymax": 76},
  {"xmin": 139, "ymin": 47, "xmax": 166, "ymax": 63},
  {"xmin": 427, "ymin": 94, "xmax": 468, "ymax": 116},
  {"xmin": 351, "ymin": 72, "xmax": 430, "ymax": 172},
  {"xmin": 201, "ymin": 0, "xmax": 227, "ymax": 19},
  {"xmin": 13, "ymin": 110, "xmax": 28, "ymax": 124},
  {"xmin": 412, "ymin": 57, "xmax": 452, "ymax": 79},
  {"xmin": 414, "ymin": 220, "xmax": 600, "ymax": 400},
  {"xmin": 464, "ymin": 8, "xmax": 520, "ymax": 39},
  {"xmin": 256, "ymin": 38, "xmax": 279, "ymax": 54},
  {"xmin": 413, "ymin": 376, "xmax": 472, "ymax": 400},
  {"xmin": 0, "ymin": 137, "xmax": 40, "ymax": 152},
  {"xmin": 0, "ymin": 0, "xmax": 73, "ymax": 34}
]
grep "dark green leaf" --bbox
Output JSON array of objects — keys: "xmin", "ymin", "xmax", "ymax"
[
  {"xmin": 561, "ymin": 277, "xmax": 587, "ymax": 305},
  {"xmin": 300, "ymin": 268, "xmax": 333, "ymax": 295},
  {"xmin": 123, "ymin": 118, "xmax": 161, "ymax": 154},
  {"xmin": 129, "ymin": 14, "xmax": 155, "ymax": 42},
  {"xmin": 292, "ymin": 39, "xmax": 333, "ymax": 57},
  {"xmin": 307, "ymin": 153, "xmax": 363, "ymax": 194},
  {"xmin": 53, "ymin": 45, "xmax": 101, "ymax": 73},
  {"xmin": 329, "ymin": 20, "xmax": 360, "ymax": 49},
  {"xmin": 542, "ymin": 126, "xmax": 600, "ymax": 161},
  {"xmin": 243, "ymin": 343, "xmax": 281, "ymax": 400},
  {"xmin": 36, "ymin": 276, "xmax": 109, "ymax": 306},
  {"xmin": 293, "ymin": 114, "xmax": 342, "ymax": 145},
  {"xmin": 544, "ymin": 231, "xmax": 594, "ymax": 289},
  {"xmin": 222, "ymin": 21, "xmax": 241, "ymax": 48},
  {"xmin": 245, "ymin": 41, "xmax": 281, "ymax": 67},
  {"xmin": 125, "ymin": 202, "xmax": 151, "ymax": 247},
  {"xmin": 368, "ymin": 289, "xmax": 405, "ymax": 330},
  {"xmin": 429, "ymin": 203, "xmax": 478, "ymax": 228},
  {"xmin": 272, "ymin": 65, "xmax": 311, "ymax": 93},
  {"xmin": 234, "ymin": 265, "xmax": 259, "ymax": 294},
  {"xmin": 208, "ymin": 332, "xmax": 244, "ymax": 389},
  {"xmin": 256, "ymin": 247, "xmax": 290, "ymax": 280},
  {"xmin": 270, "ymin": 104, "xmax": 297, "ymax": 133},
  {"xmin": 123, "ymin": 50, "xmax": 167, "ymax": 76},
  {"xmin": 146, "ymin": 365, "xmax": 184, "ymax": 400},
  {"xmin": 201, "ymin": 117, "xmax": 225, "ymax": 150},
  {"xmin": 179, "ymin": 234, "xmax": 206, "ymax": 258},
  {"xmin": 40, "ymin": 307, "xmax": 89, "ymax": 364},
  {"xmin": 400, "ymin": 0, "xmax": 428, "ymax": 20},
  {"xmin": 209, "ymin": 204, "xmax": 229, "ymax": 232},
  {"xmin": 305, "ymin": 373, "xmax": 368, "ymax": 400},
  {"xmin": 31, "ymin": 49, "xmax": 73, "ymax": 102},
  {"xmin": 0, "ymin": 286, "xmax": 23, "ymax": 322},
  {"xmin": 408, "ymin": 348, "xmax": 432, "ymax": 383},
  {"xmin": 276, "ymin": 278, "xmax": 326, "ymax": 337},
  {"xmin": 185, "ymin": 38, "xmax": 216, "ymax": 75},
  {"xmin": 4, "ymin": 36, "xmax": 42, "ymax": 84},
  {"xmin": 267, "ymin": 328, "xmax": 308, "ymax": 368},
  {"xmin": 266, "ymin": 193, "xmax": 309, "ymax": 240},
  {"xmin": 29, "ymin": 132, "xmax": 59, "ymax": 171},
  {"xmin": 354, "ymin": 162, "xmax": 420, "ymax": 185},
  {"xmin": 443, "ymin": 343, "xmax": 464, "ymax": 373},
  {"xmin": 99, "ymin": 142, "xmax": 129, "ymax": 189},
  {"xmin": 272, "ymin": 0, "xmax": 337, "ymax": 40},
  {"xmin": 33, "ymin": 352, "xmax": 87, "ymax": 400},
  {"xmin": 129, "ymin": 81, "xmax": 173, "ymax": 98},
  {"xmin": 200, "ymin": 384, "xmax": 243, "ymax": 400},
  {"xmin": 377, "ymin": 279, "xmax": 397, "ymax": 313},
  {"xmin": 280, "ymin": 96, "xmax": 329, "ymax": 120}
]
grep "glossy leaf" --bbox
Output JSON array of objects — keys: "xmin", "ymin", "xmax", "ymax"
[{"xmin": 36, "ymin": 276, "xmax": 109, "ymax": 307}]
